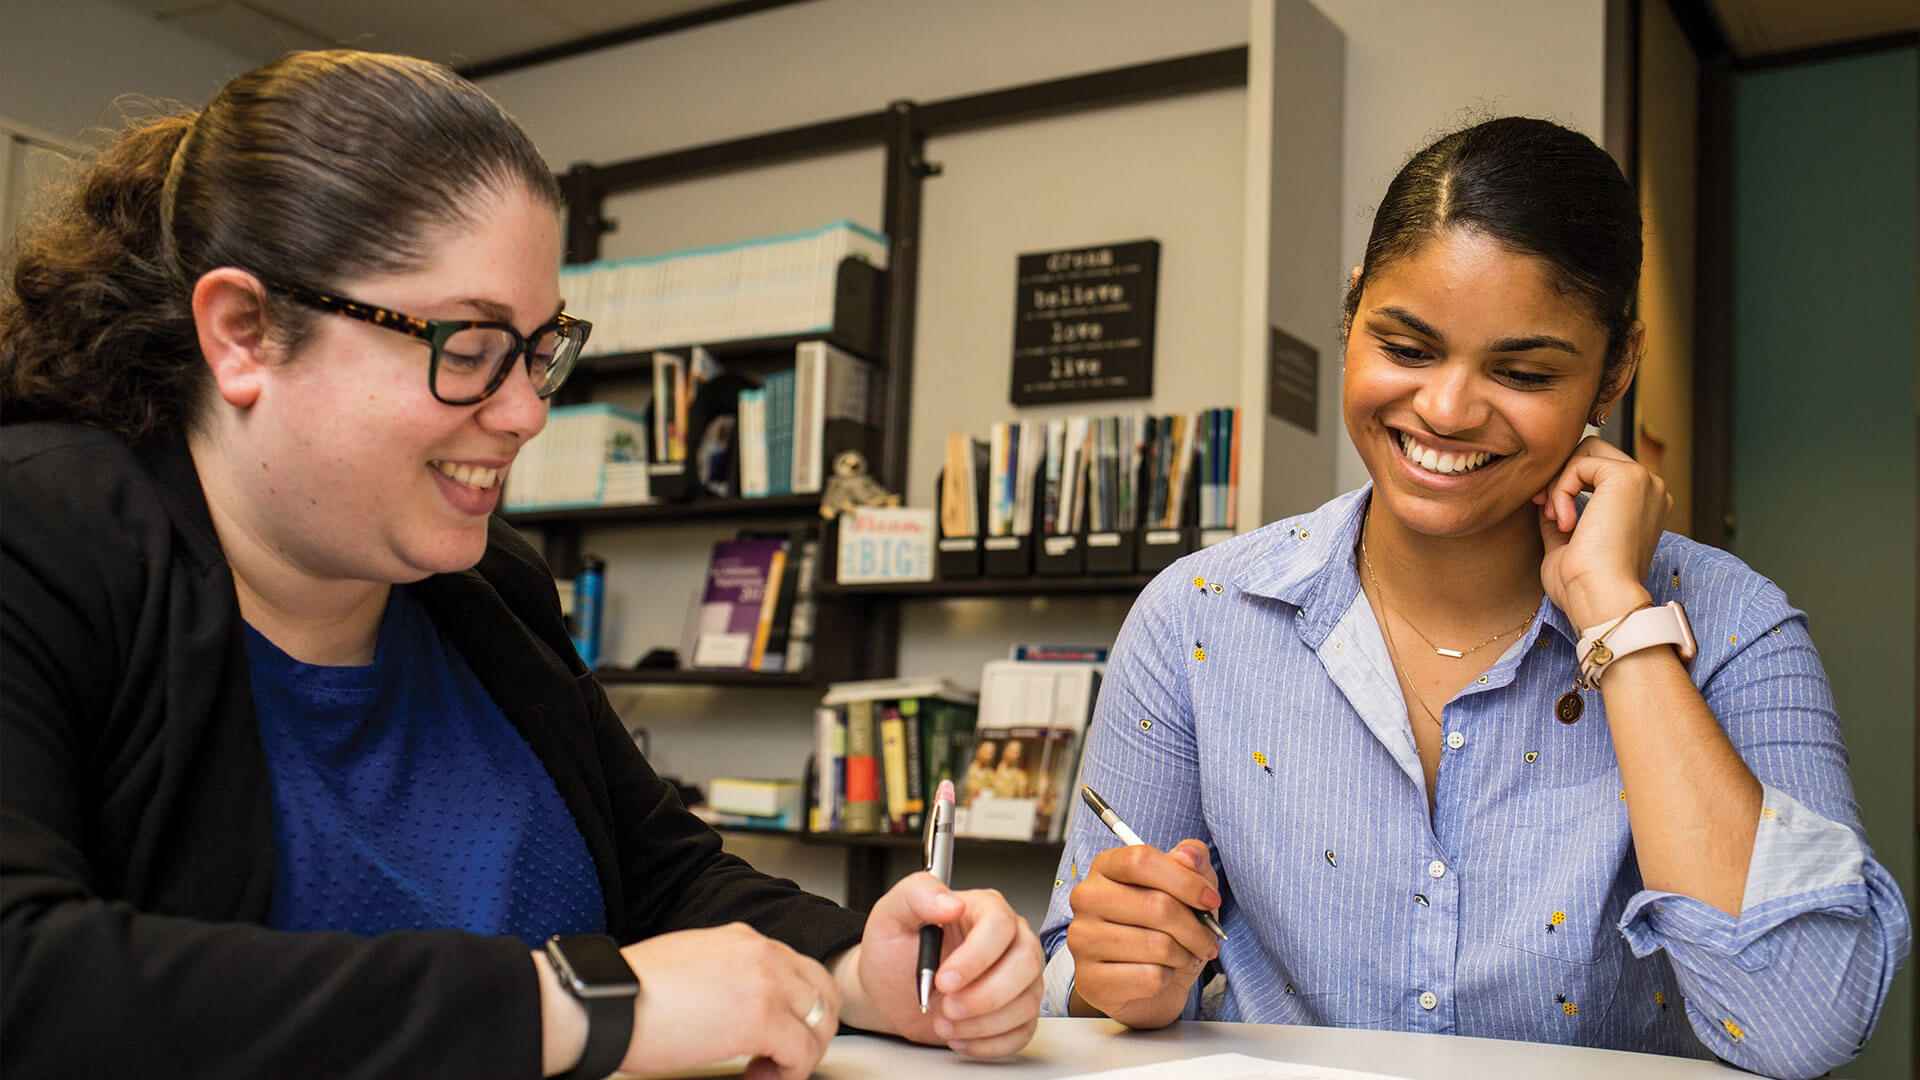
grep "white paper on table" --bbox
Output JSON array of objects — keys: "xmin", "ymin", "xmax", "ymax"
[{"xmin": 1060, "ymin": 1053, "xmax": 1411, "ymax": 1080}]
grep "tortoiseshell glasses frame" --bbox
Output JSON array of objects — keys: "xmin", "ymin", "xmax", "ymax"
[{"xmin": 263, "ymin": 279, "xmax": 592, "ymax": 405}]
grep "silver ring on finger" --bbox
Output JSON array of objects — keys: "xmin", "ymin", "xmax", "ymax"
[{"xmin": 802, "ymin": 995, "xmax": 828, "ymax": 1030}]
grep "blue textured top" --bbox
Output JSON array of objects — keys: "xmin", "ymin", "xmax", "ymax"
[
  {"xmin": 246, "ymin": 587, "xmax": 605, "ymax": 948},
  {"xmin": 1039, "ymin": 487, "xmax": 1910, "ymax": 1080}
]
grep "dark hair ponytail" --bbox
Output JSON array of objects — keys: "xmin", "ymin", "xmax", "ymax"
[
  {"xmin": 2, "ymin": 114, "xmax": 202, "ymax": 438},
  {"xmin": 1, "ymin": 50, "xmax": 561, "ymax": 441},
  {"xmin": 1344, "ymin": 117, "xmax": 1641, "ymax": 380}
]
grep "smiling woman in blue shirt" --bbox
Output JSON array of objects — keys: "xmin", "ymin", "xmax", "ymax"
[{"xmin": 1037, "ymin": 117, "xmax": 1910, "ymax": 1080}]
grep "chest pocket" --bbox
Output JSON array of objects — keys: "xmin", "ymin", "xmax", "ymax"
[{"xmin": 1486, "ymin": 771, "xmax": 1634, "ymax": 965}]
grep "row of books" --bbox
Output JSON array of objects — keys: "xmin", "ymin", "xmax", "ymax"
[
  {"xmin": 653, "ymin": 341, "xmax": 879, "ymax": 500},
  {"xmin": 938, "ymin": 408, "xmax": 1242, "ymax": 538},
  {"xmin": 736, "ymin": 370, "xmax": 795, "ymax": 497},
  {"xmin": 687, "ymin": 531, "xmax": 821, "ymax": 673},
  {"xmin": 649, "ymin": 347, "xmax": 720, "ymax": 465},
  {"xmin": 812, "ymin": 678, "xmax": 980, "ymax": 836},
  {"xmin": 808, "ymin": 648, "xmax": 1104, "ymax": 843},
  {"xmin": 560, "ymin": 220, "xmax": 888, "ymax": 357}
]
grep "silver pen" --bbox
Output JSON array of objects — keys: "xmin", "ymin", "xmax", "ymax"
[
  {"xmin": 918, "ymin": 779, "xmax": 957, "ymax": 1012},
  {"xmin": 1080, "ymin": 784, "xmax": 1227, "ymax": 941}
]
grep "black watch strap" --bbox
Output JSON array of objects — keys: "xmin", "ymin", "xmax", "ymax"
[
  {"xmin": 561, "ymin": 994, "xmax": 633, "ymax": 1080},
  {"xmin": 546, "ymin": 935, "xmax": 637, "ymax": 1080}
]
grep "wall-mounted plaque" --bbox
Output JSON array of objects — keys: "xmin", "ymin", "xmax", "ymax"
[
  {"xmin": 1010, "ymin": 239, "xmax": 1159, "ymax": 405},
  {"xmin": 1268, "ymin": 325, "xmax": 1319, "ymax": 433}
]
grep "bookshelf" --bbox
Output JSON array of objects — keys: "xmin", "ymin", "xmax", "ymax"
[
  {"xmin": 597, "ymin": 667, "xmax": 823, "ymax": 690},
  {"xmin": 541, "ymin": 46, "xmax": 1265, "ymax": 911},
  {"xmin": 818, "ymin": 574, "xmax": 1155, "ymax": 600},
  {"xmin": 504, "ymin": 493, "xmax": 820, "ymax": 529},
  {"xmin": 712, "ymin": 823, "xmax": 1065, "ymax": 855}
]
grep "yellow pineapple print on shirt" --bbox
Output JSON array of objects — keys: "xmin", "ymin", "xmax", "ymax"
[
  {"xmin": 1722, "ymin": 1017, "xmax": 1746, "ymax": 1042},
  {"xmin": 1252, "ymin": 751, "xmax": 1273, "ymax": 775},
  {"xmin": 1546, "ymin": 910, "xmax": 1566, "ymax": 934}
]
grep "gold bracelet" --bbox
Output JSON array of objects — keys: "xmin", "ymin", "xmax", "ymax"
[{"xmin": 1576, "ymin": 599, "xmax": 1656, "ymax": 689}]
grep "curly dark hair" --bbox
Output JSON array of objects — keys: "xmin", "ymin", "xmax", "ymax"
[
  {"xmin": 1343, "ymin": 117, "xmax": 1642, "ymax": 387},
  {"xmin": 1, "ymin": 50, "xmax": 562, "ymax": 441}
]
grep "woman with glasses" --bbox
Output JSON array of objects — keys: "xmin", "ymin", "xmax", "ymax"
[
  {"xmin": 0, "ymin": 51, "xmax": 1041, "ymax": 1079},
  {"xmin": 1038, "ymin": 118, "xmax": 1908, "ymax": 1080}
]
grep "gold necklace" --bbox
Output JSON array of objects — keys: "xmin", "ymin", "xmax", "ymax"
[
  {"xmin": 1360, "ymin": 539, "xmax": 1536, "ymax": 659},
  {"xmin": 1369, "ymin": 579, "xmax": 1446, "ymax": 731}
]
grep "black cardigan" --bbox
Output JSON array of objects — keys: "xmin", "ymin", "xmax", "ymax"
[{"xmin": 0, "ymin": 422, "xmax": 866, "ymax": 1078}]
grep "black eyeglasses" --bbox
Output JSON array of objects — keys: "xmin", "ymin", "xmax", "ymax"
[{"xmin": 263, "ymin": 279, "xmax": 592, "ymax": 405}]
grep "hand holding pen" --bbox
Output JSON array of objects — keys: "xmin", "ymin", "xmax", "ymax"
[
  {"xmin": 845, "ymin": 779, "xmax": 1044, "ymax": 1057},
  {"xmin": 1062, "ymin": 784, "xmax": 1225, "ymax": 1030}
]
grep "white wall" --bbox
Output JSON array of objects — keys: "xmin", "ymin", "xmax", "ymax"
[
  {"xmin": 1311, "ymin": 0, "xmax": 1609, "ymax": 494},
  {"xmin": 485, "ymin": 0, "xmax": 1607, "ymax": 925},
  {"xmin": 0, "ymin": 0, "xmax": 250, "ymax": 142}
]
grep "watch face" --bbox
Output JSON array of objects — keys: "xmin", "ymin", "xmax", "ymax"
[{"xmin": 549, "ymin": 935, "xmax": 639, "ymax": 997}]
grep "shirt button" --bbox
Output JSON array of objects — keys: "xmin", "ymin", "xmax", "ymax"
[
  {"xmin": 1428, "ymin": 859, "xmax": 1447, "ymax": 879},
  {"xmin": 1446, "ymin": 731, "xmax": 1465, "ymax": 750},
  {"xmin": 1419, "ymin": 990, "xmax": 1438, "ymax": 1010}
]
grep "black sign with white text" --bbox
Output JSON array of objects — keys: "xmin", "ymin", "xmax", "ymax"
[{"xmin": 1010, "ymin": 239, "xmax": 1159, "ymax": 405}]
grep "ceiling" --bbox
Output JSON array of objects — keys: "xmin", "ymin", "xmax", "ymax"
[
  {"xmin": 110, "ymin": 1, "xmax": 1920, "ymax": 76},
  {"xmin": 108, "ymin": 0, "xmax": 756, "ymax": 72},
  {"xmin": 1706, "ymin": 0, "xmax": 1919, "ymax": 59}
]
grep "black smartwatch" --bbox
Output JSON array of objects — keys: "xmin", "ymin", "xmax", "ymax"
[{"xmin": 544, "ymin": 934, "xmax": 639, "ymax": 1080}]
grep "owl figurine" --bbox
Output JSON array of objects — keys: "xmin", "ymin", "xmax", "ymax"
[{"xmin": 819, "ymin": 450, "xmax": 900, "ymax": 519}]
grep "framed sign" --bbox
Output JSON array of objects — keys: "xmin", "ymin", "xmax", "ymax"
[
  {"xmin": 1268, "ymin": 325, "xmax": 1319, "ymax": 433},
  {"xmin": 1010, "ymin": 239, "xmax": 1159, "ymax": 405}
]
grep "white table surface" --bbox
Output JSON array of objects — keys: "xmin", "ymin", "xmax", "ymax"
[{"xmin": 796, "ymin": 1018, "xmax": 1745, "ymax": 1079}]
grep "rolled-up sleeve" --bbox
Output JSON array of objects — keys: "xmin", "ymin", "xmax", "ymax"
[
  {"xmin": 1037, "ymin": 566, "xmax": 1210, "ymax": 1020},
  {"xmin": 1617, "ymin": 579, "xmax": 1911, "ymax": 1080}
]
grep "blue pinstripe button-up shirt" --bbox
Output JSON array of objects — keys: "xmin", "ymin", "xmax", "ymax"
[{"xmin": 1039, "ymin": 487, "xmax": 1909, "ymax": 1080}]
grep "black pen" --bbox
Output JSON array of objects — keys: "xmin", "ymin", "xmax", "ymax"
[
  {"xmin": 1080, "ymin": 784, "xmax": 1227, "ymax": 941},
  {"xmin": 918, "ymin": 779, "xmax": 957, "ymax": 1012}
]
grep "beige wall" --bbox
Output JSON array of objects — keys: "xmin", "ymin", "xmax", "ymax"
[
  {"xmin": 1318, "ymin": 0, "xmax": 1610, "ymax": 494},
  {"xmin": 1636, "ymin": 0, "xmax": 1700, "ymax": 535},
  {"xmin": 0, "ymin": 0, "xmax": 249, "ymax": 142}
]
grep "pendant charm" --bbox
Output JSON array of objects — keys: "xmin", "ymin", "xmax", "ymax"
[
  {"xmin": 1435, "ymin": 647, "xmax": 1464, "ymax": 659},
  {"xmin": 1556, "ymin": 691, "xmax": 1584, "ymax": 724}
]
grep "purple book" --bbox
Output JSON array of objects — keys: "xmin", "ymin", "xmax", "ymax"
[{"xmin": 690, "ymin": 539, "xmax": 785, "ymax": 668}]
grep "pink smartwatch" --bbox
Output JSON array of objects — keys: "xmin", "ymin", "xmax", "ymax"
[{"xmin": 1575, "ymin": 600, "xmax": 1697, "ymax": 689}]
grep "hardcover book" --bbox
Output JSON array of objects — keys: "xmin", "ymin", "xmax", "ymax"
[{"xmin": 690, "ymin": 538, "xmax": 787, "ymax": 669}]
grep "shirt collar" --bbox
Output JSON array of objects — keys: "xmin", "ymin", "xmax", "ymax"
[{"xmin": 1231, "ymin": 484, "xmax": 1582, "ymax": 649}]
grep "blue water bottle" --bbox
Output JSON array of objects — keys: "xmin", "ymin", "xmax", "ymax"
[{"xmin": 571, "ymin": 555, "xmax": 606, "ymax": 669}]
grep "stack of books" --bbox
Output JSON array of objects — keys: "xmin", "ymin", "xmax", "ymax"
[
  {"xmin": 560, "ymin": 221, "xmax": 888, "ymax": 357},
  {"xmin": 503, "ymin": 404, "xmax": 652, "ymax": 512},
  {"xmin": 698, "ymin": 778, "xmax": 804, "ymax": 832},
  {"xmin": 685, "ymin": 531, "xmax": 821, "ymax": 674},
  {"xmin": 812, "ymin": 678, "xmax": 980, "ymax": 835},
  {"xmin": 955, "ymin": 656, "xmax": 1102, "ymax": 844}
]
